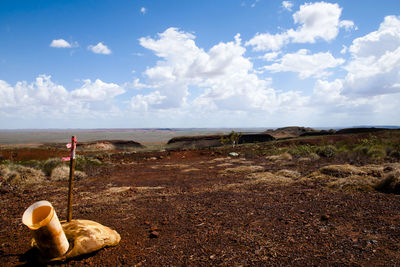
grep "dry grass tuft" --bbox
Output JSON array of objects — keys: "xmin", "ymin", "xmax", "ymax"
[
  {"xmin": 275, "ymin": 169, "xmax": 300, "ymax": 178},
  {"xmin": 374, "ymin": 171, "xmax": 400, "ymax": 194},
  {"xmin": 266, "ymin": 152, "xmax": 292, "ymax": 161},
  {"xmin": 320, "ymin": 164, "xmax": 366, "ymax": 177},
  {"xmin": 181, "ymin": 168, "xmax": 200, "ymax": 173},
  {"xmin": 0, "ymin": 164, "xmax": 45, "ymax": 186},
  {"xmin": 162, "ymin": 164, "xmax": 190, "ymax": 169},
  {"xmin": 221, "ymin": 165, "xmax": 264, "ymax": 174},
  {"xmin": 327, "ymin": 175, "xmax": 378, "ymax": 192},
  {"xmin": 50, "ymin": 166, "xmax": 87, "ymax": 181},
  {"xmin": 248, "ymin": 172, "xmax": 294, "ymax": 184},
  {"xmin": 216, "ymin": 163, "xmax": 234, "ymax": 167}
]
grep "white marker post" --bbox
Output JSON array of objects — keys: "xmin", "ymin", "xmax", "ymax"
[{"xmin": 67, "ymin": 136, "xmax": 77, "ymax": 222}]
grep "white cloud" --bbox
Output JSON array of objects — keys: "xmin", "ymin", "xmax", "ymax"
[
  {"xmin": 339, "ymin": 20, "xmax": 357, "ymax": 31},
  {"xmin": 135, "ymin": 28, "xmax": 306, "ymax": 113},
  {"xmin": 50, "ymin": 39, "xmax": 72, "ymax": 48},
  {"xmin": 264, "ymin": 49, "xmax": 345, "ymax": 79},
  {"xmin": 304, "ymin": 16, "xmax": 400, "ymax": 124},
  {"xmin": 349, "ymin": 15, "xmax": 400, "ymax": 58},
  {"xmin": 71, "ymin": 79, "xmax": 125, "ymax": 101},
  {"xmin": 340, "ymin": 45, "xmax": 347, "ymax": 54},
  {"xmin": 246, "ymin": 2, "xmax": 355, "ymax": 51},
  {"xmin": 0, "ymin": 75, "xmax": 71, "ymax": 117},
  {"xmin": 88, "ymin": 42, "xmax": 112, "ymax": 55},
  {"xmin": 262, "ymin": 51, "xmax": 280, "ymax": 61},
  {"xmin": 288, "ymin": 2, "xmax": 344, "ymax": 43},
  {"xmin": 140, "ymin": 7, "xmax": 147, "ymax": 14},
  {"xmin": 282, "ymin": 1, "xmax": 293, "ymax": 11},
  {"xmin": 245, "ymin": 32, "xmax": 288, "ymax": 51},
  {"xmin": 130, "ymin": 91, "xmax": 166, "ymax": 111},
  {"xmin": 0, "ymin": 75, "xmax": 126, "ymax": 120},
  {"xmin": 342, "ymin": 15, "xmax": 400, "ymax": 96}
]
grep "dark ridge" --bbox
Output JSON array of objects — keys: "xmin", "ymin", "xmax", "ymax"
[
  {"xmin": 263, "ymin": 126, "xmax": 318, "ymax": 139},
  {"xmin": 238, "ymin": 133, "xmax": 275, "ymax": 144},
  {"xmin": 167, "ymin": 135, "xmax": 222, "ymax": 144},
  {"xmin": 335, "ymin": 127, "xmax": 388, "ymax": 135},
  {"xmin": 167, "ymin": 133, "xmax": 275, "ymax": 150},
  {"xmin": 77, "ymin": 140, "xmax": 143, "ymax": 148},
  {"xmin": 300, "ymin": 129, "xmax": 336, "ymax": 137}
]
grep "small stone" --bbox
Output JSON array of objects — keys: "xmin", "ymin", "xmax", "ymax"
[
  {"xmin": 151, "ymin": 226, "xmax": 158, "ymax": 231},
  {"xmin": 149, "ymin": 231, "xmax": 159, "ymax": 238},
  {"xmin": 229, "ymin": 152, "xmax": 239, "ymax": 157},
  {"xmin": 320, "ymin": 215, "xmax": 330, "ymax": 221},
  {"xmin": 144, "ymin": 221, "xmax": 150, "ymax": 225},
  {"xmin": 369, "ymin": 240, "xmax": 378, "ymax": 245},
  {"xmin": 209, "ymin": 254, "xmax": 216, "ymax": 260}
]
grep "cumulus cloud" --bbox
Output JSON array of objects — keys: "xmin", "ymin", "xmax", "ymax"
[
  {"xmin": 140, "ymin": 7, "xmax": 147, "ymax": 14},
  {"xmin": 282, "ymin": 1, "xmax": 293, "ymax": 11},
  {"xmin": 342, "ymin": 15, "xmax": 400, "ymax": 96},
  {"xmin": 88, "ymin": 42, "xmax": 112, "ymax": 55},
  {"xmin": 245, "ymin": 32, "xmax": 288, "ymax": 51},
  {"xmin": 0, "ymin": 75, "xmax": 126, "ymax": 120},
  {"xmin": 306, "ymin": 16, "xmax": 400, "ymax": 124},
  {"xmin": 71, "ymin": 79, "xmax": 125, "ymax": 101},
  {"xmin": 264, "ymin": 49, "xmax": 344, "ymax": 79},
  {"xmin": 134, "ymin": 27, "xmax": 305, "ymax": 113},
  {"xmin": 130, "ymin": 91, "xmax": 166, "ymax": 111},
  {"xmin": 50, "ymin": 39, "xmax": 72, "ymax": 48},
  {"xmin": 339, "ymin": 20, "xmax": 357, "ymax": 31},
  {"xmin": 262, "ymin": 51, "xmax": 280, "ymax": 61},
  {"xmin": 246, "ymin": 1, "xmax": 356, "ymax": 51},
  {"xmin": 0, "ymin": 75, "xmax": 72, "ymax": 118}
]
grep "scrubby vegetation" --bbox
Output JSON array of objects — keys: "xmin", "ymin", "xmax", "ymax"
[{"xmin": 0, "ymin": 154, "xmax": 102, "ymax": 188}]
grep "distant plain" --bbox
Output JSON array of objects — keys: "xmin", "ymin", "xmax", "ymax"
[{"xmin": 0, "ymin": 128, "xmax": 265, "ymax": 145}]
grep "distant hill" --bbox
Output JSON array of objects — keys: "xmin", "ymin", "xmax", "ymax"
[
  {"xmin": 167, "ymin": 133, "xmax": 275, "ymax": 150},
  {"xmin": 263, "ymin": 126, "xmax": 320, "ymax": 139}
]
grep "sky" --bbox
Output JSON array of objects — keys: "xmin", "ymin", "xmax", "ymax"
[{"xmin": 0, "ymin": 0, "xmax": 400, "ymax": 129}]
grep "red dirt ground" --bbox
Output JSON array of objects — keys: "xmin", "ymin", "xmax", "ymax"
[{"xmin": 1, "ymin": 140, "xmax": 400, "ymax": 266}]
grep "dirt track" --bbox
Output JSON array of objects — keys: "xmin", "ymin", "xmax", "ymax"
[{"xmin": 1, "ymin": 147, "xmax": 400, "ymax": 266}]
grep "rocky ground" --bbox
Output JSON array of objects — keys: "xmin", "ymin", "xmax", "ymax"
[{"xmin": 1, "ymin": 135, "xmax": 400, "ymax": 266}]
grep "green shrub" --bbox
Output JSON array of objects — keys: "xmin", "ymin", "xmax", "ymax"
[
  {"xmin": 354, "ymin": 145, "xmax": 369, "ymax": 156},
  {"xmin": 288, "ymin": 144, "xmax": 316, "ymax": 157},
  {"xmin": 42, "ymin": 158, "xmax": 65, "ymax": 176},
  {"xmin": 316, "ymin": 145, "xmax": 337, "ymax": 158},
  {"xmin": 367, "ymin": 146, "xmax": 386, "ymax": 159},
  {"xmin": 75, "ymin": 155, "xmax": 102, "ymax": 171}
]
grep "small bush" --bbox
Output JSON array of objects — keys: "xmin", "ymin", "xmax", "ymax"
[
  {"xmin": 75, "ymin": 155, "xmax": 102, "ymax": 171},
  {"xmin": 374, "ymin": 171, "xmax": 400, "ymax": 194},
  {"xmin": 43, "ymin": 158, "xmax": 65, "ymax": 176},
  {"xmin": 50, "ymin": 166, "xmax": 87, "ymax": 181},
  {"xmin": 317, "ymin": 145, "xmax": 337, "ymax": 158},
  {"xmin": 367, "ymin": 146, "xmax": 386, "ymax": 159},
  {"xmin": 288, "ymin": 144, "xmax": 316, "ymax": 157},
  {"xmin": 0, "ymin": 164, "xmax": 45, "ymax": 186}
]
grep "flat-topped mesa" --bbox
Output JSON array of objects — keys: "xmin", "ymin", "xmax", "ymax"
[
  {"xmin": 77, "ymin": 140, "xmax": 143, "ymax": 150},
  {"xmin": 263, "ymin": 126, "xmax": 319, "ymax": 139},
  {"xmin": 167, "ymin": 133, "xmax": 275, "ymax": 149}
]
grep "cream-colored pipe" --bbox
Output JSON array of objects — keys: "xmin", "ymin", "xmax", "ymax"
[{"xmin": 22, "ymin": 200, "xmax": 69, "ymax": 258}]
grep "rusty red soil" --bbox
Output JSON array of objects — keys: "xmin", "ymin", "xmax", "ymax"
[{"xmin": 1, "ymin": 145, "xmax": 400, "ymax": 266}]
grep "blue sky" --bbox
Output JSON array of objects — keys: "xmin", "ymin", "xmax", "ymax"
[{"xmin": 0, "ymin": 0, "xmax": 399, "ymax": 128}]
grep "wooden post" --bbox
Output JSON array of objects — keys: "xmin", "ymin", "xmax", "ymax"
[{"xmin": 67, "ymin": 136, "xmax": 77, "ymax": 222}]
